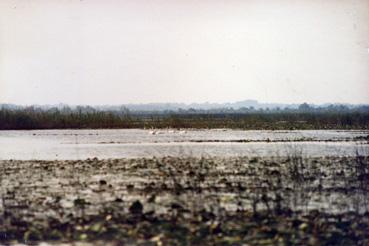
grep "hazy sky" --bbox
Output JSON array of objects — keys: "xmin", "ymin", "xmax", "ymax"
[{"xmin": 0, "ymin": 0, "xmax": 368, "ymax": 105}]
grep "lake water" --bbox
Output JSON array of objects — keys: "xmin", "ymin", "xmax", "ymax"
[{"xmin": 0, "ymin": 129, "xmax": 368, "ymax": 160}]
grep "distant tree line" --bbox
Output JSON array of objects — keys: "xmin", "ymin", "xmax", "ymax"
[
  {"xmin": 0, "ymin": 104, "xmax": 368, "ymax": 130},
  {"xmin": 0, "ymin": 106, "xmax": 136, "ymax": 130}
]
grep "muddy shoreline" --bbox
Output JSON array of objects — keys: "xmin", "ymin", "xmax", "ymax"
[{"xmin": 1, "ymin": 156, "xmax": 369, "ymax": 245}]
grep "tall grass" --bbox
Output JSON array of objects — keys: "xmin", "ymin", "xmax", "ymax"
[{"xmin": 1, "ymin": 106, "xmax": 368, "ymax": 130}]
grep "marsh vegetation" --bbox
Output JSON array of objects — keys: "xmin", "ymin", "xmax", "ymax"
[
  {"xmin": 1, "ymin": 104, "xmax": 369, "ymax": 130},
  {"xmin": 1, "ymin": 124, "xmax": 368, "ymax": 245},
  {"xmin": 1, "ymin": 154, "xmax": 369, "ymax": 245}
]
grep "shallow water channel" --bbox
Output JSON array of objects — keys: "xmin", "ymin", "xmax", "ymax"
[{"xmin": 0, "ymin": 129, "xmax": 368, "ymax": 160}]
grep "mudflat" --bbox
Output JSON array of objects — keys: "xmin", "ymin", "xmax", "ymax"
[{"xmin": 1, "ymin": 156, "xmax": 369, "ymax": 245}]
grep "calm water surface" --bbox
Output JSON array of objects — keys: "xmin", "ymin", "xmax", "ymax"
[{"xmin": 0, "ymin": 129, "xmax": 368, "ymax": 160}]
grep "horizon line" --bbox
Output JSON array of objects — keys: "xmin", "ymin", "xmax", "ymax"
[{"xmin": 1, "ymin": 100, "xmax": 369, "ymax": 107}]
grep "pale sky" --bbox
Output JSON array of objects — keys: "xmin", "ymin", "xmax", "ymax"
[{"xmin": 0, "ymin": 0, "xmax": 368, "ymax": 105}]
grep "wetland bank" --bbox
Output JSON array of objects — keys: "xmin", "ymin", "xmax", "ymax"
[
  {"xmin": 2, "ymin": 0, "xmax": 369, "ymax": 243},
  {"xmin": 1, "ymin": 129, "xmax": 369, "ymax": 245}
]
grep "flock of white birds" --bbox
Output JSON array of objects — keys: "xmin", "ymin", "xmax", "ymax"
[{"xmin": 148, "ymin": 130, "xmax": 187, "ymax": 135}]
